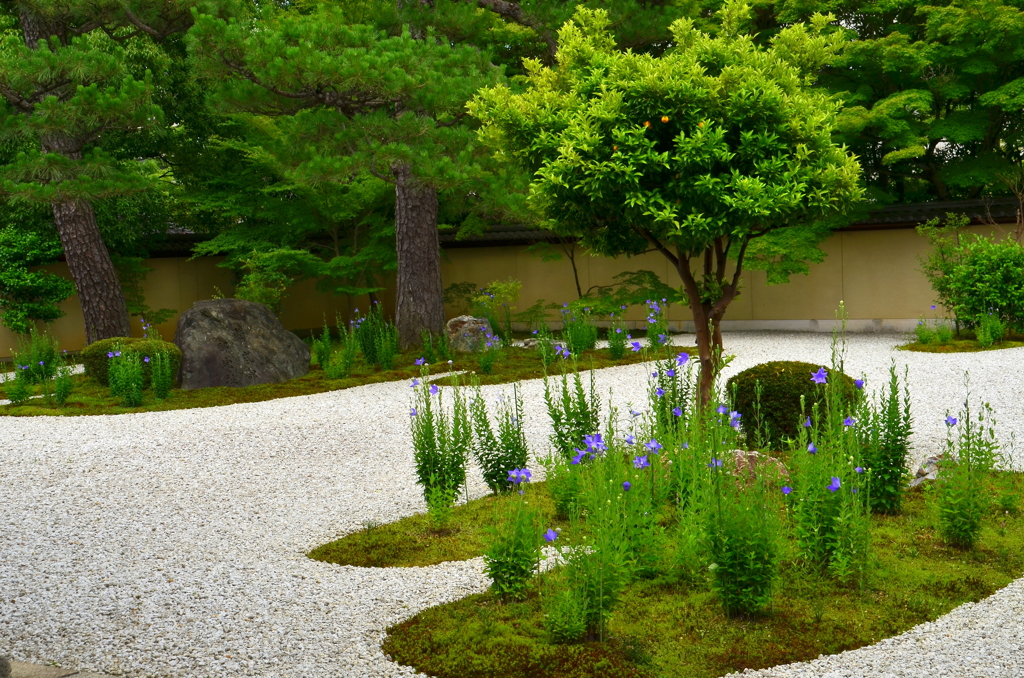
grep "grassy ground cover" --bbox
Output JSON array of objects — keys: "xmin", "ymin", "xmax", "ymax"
[
  {"xmin": 898, "ymin": 330, "xmax": 1024, "ymax": 353},
  {"xmin": 378, "ymin": 472, "xmax": 1024, "ymax": 678},
  {"xmin": 0, "ymin": 345, "xmax": 683, "ymax": 416},
  {"xmin": 309, "ymin": 482, "xmax": 567, "ymax": 567}
]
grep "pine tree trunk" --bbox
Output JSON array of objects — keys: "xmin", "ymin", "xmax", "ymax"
[
  {"xmin": 391, "ymin": 163, "xmax": 444, "ymax": 349},
  {"xmin": 40, "ymin": 135, "xmax": 131, "ymax": 344},
  {"xmin": 18, "ymin": 6, "xmax": 131, "ymax": 344}
]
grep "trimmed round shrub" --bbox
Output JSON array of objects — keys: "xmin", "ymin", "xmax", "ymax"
[
  {"xmin": 726, "ymin": 361, "xmax": 858, "ymax": 452},
  {"xmin": 81, "ymin": 337, "xmax": 182, "ymax": 387}
]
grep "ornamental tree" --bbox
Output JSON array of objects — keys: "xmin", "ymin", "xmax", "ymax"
[{"xmin": 470, "ymin": 5, "xmax": 863, "ymax": 404}]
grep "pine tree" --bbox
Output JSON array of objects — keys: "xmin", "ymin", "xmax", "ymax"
[
  {"xmin": 0, "ymin": 2, "xmax": 194, "ymax": 343},
  {"xmin": 189, "ymin": 4, "xmax": 501, "ymax": 347}
]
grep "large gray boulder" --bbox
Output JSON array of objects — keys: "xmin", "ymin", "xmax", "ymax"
[
  {"xmin": 174, "ymin": 299, "xmax": 310, "ymax": 390},
  {"xmin": 446, "ymin": 315, "xmax": 495, "ymax": 352}
]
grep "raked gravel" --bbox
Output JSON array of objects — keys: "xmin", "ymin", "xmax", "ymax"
[{"xmin": 2, "ymin": 331, "xmax": 1023, "ymax": 678}]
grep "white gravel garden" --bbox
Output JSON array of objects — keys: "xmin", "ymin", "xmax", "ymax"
[{"xmin": 2, "ymin": 331, "xmax": 1023, "ymax": 677}]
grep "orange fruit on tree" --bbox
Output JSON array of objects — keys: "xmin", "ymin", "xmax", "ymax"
[
  {"xmin": 661, "ymin": 116, "xmax": 669, "ymax": 123},
  {"xmin": 643, "ymin": 121, "xmax": 651, "ymax": 128}
]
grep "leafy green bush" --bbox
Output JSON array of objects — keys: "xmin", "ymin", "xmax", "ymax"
[
  {"xmin": 4, "ymin": 369, "xmax": 32, "ymax": 405},
  {"xmin": 473, "ymin": 278, "xmax": 522, "ymax": 342},
  {"xmin": 470, "ymin": 383, "xmax": 529, "ymax": 494},
  {"xmin": 920, "ymin": 215, "xmax": 1024, "ymax": 334},
  {"xmin": 81, "ymin": 337, "xmax": 181, "ymax": 387},
  {"xmin": 53, "ymin": 364, "xmax": 73, "ymax": 406},
  {"xmin": 151, "ymin": 351, "xmax": 174, "ymax": 400},
  {"xmin": 543, "ymin": 366, "xmax": 600, "ymax": 461},
  {"xmin": 354, "ymin": 304, "xmax": 397, "ymax": 368},
  {"xmin": 419, "ymin": 329, "xmax": 451, "ymax": 363},
  {"xmin": 975, "ymin": 311, "xmax": 1006, "ymax": 347},
  {"xmin": 914, "ymin": 319, "xmax": 935, "ymax": 345},
  {"xmin": 483, "ymin": 484, "xmax": 542, "ymax": 601},
  {"xmin": 561, "ymin": 309, "xmax": 598, "ymax": 356},
  {"xmin": 705, "ymin": 464, "xmax": 779, "ymax": 617},
  {"xmin": 857, "ymin": 361, "xmax": 912, "ymax": 515},
  {"xmin": 534, "ymin": 324, "xmax": 557, "ymax": 368},
  {"xmin": 0, "ymin": 226, "xmax": 75, "ymax": 333},
  {"xmin": 938, "ymin": 394, "xmax": 1002, "ymax": 549},
  {"xmin": 324, "ymin": 324, "xmax": 359, "ymax": 379},
  {"xmin": 12, "ymin": 327, "xmax": 59, "ymax": 384},
  {"xmin": 312, "ymin": 322, "xmax": 333, "ymax": 367},
  {"xmin": 607, "ymin": 313, "xmax": 628, "ymax": 359},
  {"xmin": 410, "ymin": 369, "xmax": 471, "ymax": 509},
  {"xmin": 727, "ymin": 361, "xmax": 858, "ymax": 451},
  {"xmin": 109, "ymin": 350, "xmax": 144, "ymax": 407},
  {"xmin": 945, "ymin": 238, "xmax": 1024, "ymax": 332}
]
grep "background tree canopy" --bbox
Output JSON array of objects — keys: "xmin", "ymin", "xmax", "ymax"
[{"xmin": 2, "ymin": 0, "xmax": 1024, "ymax": 344}]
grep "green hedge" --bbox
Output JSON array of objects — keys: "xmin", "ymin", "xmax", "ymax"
[
  {"xmin": 81, "ymin": 337, "xmax": 182, "ymax": 387},
  {"xmin": 727, "ymin": 360, "xmax": 858, "ymax": 452}
]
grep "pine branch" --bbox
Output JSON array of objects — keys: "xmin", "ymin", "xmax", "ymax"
[{"xmin": 471, "ymin": 0, "xmax": 557, "ymax": 62}]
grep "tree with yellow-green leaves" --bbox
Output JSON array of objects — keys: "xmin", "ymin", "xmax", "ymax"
[{"xmin": 470, "ymin": 4, "xmax": 864, "ymax": 404}]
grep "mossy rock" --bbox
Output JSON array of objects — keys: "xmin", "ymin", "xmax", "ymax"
[
  {"xmin": 81, "ymin": 337, "xmax": 182, "ymax": 387},
  {"xmin": 726, "ymin": 360, "xmax": 859, "ymax": 452}
]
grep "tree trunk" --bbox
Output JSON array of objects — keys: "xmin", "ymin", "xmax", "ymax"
[
  {"xmin": 19, "ymin": 8, "xmax": 130, "ymax": 344},
  {"xmin": 391, "ymin": 163, "xmax": 444, "ymax": 349},
  {"xmin": 677, "ymin": 264, "xmax": 717, "ymax": 408},
  {"xmin": 40, "ymin": 134, "xmax": 131, "ymax": 344},
  {"xmin": 51, "ymin": 197, "xmax": 132, "ymax": 344},
  {"xmin": 673, "ymin": 243, "xmax": 743, "ymax": 409}
]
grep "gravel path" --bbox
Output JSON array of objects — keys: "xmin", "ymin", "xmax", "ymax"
[{"xmin": 1, "ymin": 332, "xmax": 1022, "ymax": 677}]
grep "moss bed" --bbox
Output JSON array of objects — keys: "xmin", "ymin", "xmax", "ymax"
[
  {"xmin": 347, "ymin": 473, "xmax": 1024, "ymax": 678},
  {"xmin": 898, "ymin": 330, "xmax": 1024, "ymax": 353},
  {"xmin": 309, "ymin": 481, "xmax": 565, "ymax": 568},
  {"xmin": 0, "ymin": 344, "xmax": 690, "ymax": 417}
]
